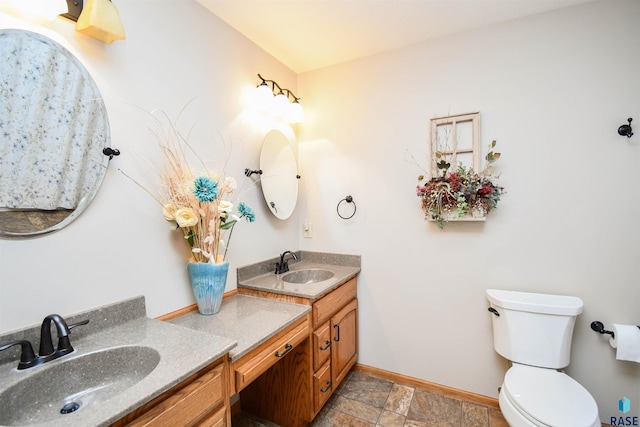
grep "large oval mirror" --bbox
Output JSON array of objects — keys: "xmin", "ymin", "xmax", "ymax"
[
  {"xmin": 259, "ymin": 129, "xmax": 298, "ymax": 220},
  {"xmin": 0, "ymin": 29, "xmax": 110, "ymax": 238}
]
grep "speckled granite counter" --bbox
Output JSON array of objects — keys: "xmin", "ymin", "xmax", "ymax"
[
  {"xmin": 0, "ymin": 296, "xmax": 236, "ymax": 427},
  {"xmin": 237, "ymin": 251, "xmax": 361, "ymax": 299},
  {"xmin": 169, "ymin": 294, "xmax": 310, "ymax": 362}
]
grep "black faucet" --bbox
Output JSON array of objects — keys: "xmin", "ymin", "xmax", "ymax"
[
  {"xmin": 275, "ymin": 251, "xmax": 298, "ymax": 274},
  {"xmin": 0, "ymin": 314, "xmax": 89, "ymax": 370},
  {"xmin": 39, "ymin": 314, "xmax": 89, "ymax": 361},
  {"xmin": 0, "ymin": 340, "xmax": 39, "ymax": 370}
]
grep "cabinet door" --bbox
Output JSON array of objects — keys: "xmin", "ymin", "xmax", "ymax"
[{"xmin": 330, "ymin": 298, "xmax": 358, "ymax": 388}]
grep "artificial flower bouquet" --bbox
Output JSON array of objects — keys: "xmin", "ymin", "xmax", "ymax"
[
  {"xmin": 416, "ymin": 140, "xmax": 504, "ymax": 228},
  {"xmin": 124, "ymin": 112, "xmax": 255, "ymax": 264}
]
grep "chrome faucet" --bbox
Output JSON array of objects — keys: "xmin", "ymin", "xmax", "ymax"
[
  {"xmin": 275, "ymin": 251, "xmax": 298, "ymax": 274},
  {"xmin": 0, "ymin": 314, "xmax": 88, "ymax": 370}
]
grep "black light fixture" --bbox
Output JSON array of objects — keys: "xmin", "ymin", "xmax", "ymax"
[
  {"xmin": 61, "ymin": 0, "xmax": 83, "ymax": 21},
  {"xmin": 617, "ymin": 118, "xmax": 633, "ymax": 138},
  {"xmin": 254, "ymin": 74, "xmax": 304, "ymax": 123}
]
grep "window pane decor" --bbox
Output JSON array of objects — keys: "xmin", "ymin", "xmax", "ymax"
[{"xmin": 416, "ymin": 112, "xmax": 505, "ymax": 228}]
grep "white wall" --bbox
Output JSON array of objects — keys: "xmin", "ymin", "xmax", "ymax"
[
  {"xmin": 0, "ymin": 1, "xmax": 299, "ymax": 330},
  {"xmin": 297, "ymin": 0, "xmax": 639, "ymax": 422}
]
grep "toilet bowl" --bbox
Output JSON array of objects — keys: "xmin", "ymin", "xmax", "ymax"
[
  {"xmin": 486, "ymin": 289, "xmax": 600, "ymax": 427},
  {"xmin": 499, "ymin": 364, "xmax": 600, "ymax": 427}
]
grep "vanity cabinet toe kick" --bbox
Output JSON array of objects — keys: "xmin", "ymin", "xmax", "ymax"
[{"xmin": 230, "ymin": 316, "xmax": 309, "ymax": 395}]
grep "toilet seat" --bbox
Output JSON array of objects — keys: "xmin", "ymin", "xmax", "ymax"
[{"xmin": 502, "ymin": 364, "xmax": 599, "ymax": 427}]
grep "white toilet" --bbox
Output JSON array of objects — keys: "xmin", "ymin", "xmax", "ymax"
[{"xmin": 486, "ymin": 289, "xmax": 600, "ymax": 427}]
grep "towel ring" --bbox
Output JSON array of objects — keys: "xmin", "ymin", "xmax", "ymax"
[{"xmin": 337, "ymin": 195, "xmax": 356, "ymax": 219}]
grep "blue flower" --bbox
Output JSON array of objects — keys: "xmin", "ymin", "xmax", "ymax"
[
  {"xmin": 238, "ymin": 202, "xmax": 255, "ymax": 223},
  {"xmin": 193, "ymin": 176, "xmax": 218, "ymax": 202}
]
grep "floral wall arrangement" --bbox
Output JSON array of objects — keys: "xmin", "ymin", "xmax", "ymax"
[{"xmin": 416, "ymin": 140, "xmax": 505, "ymax": 228}]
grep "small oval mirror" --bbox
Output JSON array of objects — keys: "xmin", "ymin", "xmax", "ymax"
[
  {"xmin": 0, "ymin": 29, "xmax": 110, "ymax": 238},
  {"xmin": 259, "ymin": 129, "xmax": 298, "ymax": 220}
]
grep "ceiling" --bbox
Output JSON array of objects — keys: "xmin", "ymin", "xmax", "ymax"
[{"xmin": 196, "ymin": 0, "xmax": 595, "ymax": 73}]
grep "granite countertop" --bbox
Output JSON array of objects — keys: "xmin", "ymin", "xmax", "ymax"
[
  {"xmin": 170, "ymin": 294, "xmax": 310, "ymax": 362},
  {"xmin": 0, "ymin": 296, "xmax": 236, "ymax": 427},
  {"xmin": 237, "ymin": 250, "xmax": 361, "ymax": 300},
  {"xmin": 0, "ymin": 252, "xmax": 359, "ymax": 426}
]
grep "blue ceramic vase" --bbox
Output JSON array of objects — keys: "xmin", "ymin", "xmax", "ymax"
[{"xmin": 187, "ymin": 262, "xmax": 229, "ymax": 315}]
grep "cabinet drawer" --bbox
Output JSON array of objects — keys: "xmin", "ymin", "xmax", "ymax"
[
  {"xmin": 313, "ymin": 278, "xmax": 357, "ymax": 327},
  {"xmin": 125, "ymin": 364, "xmax": 224, "ymax": 426},
  {"xmin": 313, "ymin": 361, "xmax": 332, "ymax": 412},
  {"xmin": 234, "ymin": 318, "xmax": 309, "ymax": 392},
  {"xmin": 313, "ymin": 321, "xmax": 331, "ymax": 372},
  {"xmin": 196, "ymin": 405, "xmax": 226, "ymax": 427}
]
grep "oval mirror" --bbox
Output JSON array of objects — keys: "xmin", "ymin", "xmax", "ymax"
[
  {"xmin": 259, "ymin": 129, "xmax": 298, "ymax": 220},
  {"xmin": 0, "ymin": 29, "xmax": 110, "ymax": 238}
]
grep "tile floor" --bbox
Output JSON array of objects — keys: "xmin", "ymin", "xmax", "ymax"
[{"xmin": 233, "ymin": 369, "xmax": 509, "ymax": 427}]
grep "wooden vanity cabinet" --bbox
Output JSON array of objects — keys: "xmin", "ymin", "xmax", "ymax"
[
  {"xmin": 238, "ymin": 276, "xmax": 358, "ymax": 419},
  {"xmin": 111, "ymin": 356, "xmax": 230, "ymax": 427},
  {"xmin": 311, "ymin": 279, "xmax": 358, "ymax": 415}
]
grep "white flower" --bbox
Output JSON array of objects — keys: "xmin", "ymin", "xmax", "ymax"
[
  {"xmin": 218, "ymin": 200, "xmax": 233, "ymax": 213},
  {"xmin": 162, "ymin": 202, "xmax": 178, "ymax": 220},
  {"xmin": 175, "ymin": 207, "xmax": 198, "ymax": 227},
  {"xmin": 220, "ymin": 177, "xmax": 237, "ymax": 194}
]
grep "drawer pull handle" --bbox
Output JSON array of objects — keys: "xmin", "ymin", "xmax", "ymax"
[
  {"xmin": 334, "ymin": 324, "xmax": 341, "ymax": 342},
  {"xmin": 320, "ymin": 340, "xmax": 332, "ymax": 351},
  {"xmin": 320, "ymin": 380, "xmax": 332, "ymax": 393},
  {"xmin": 275, "ymin": 343, "xmax": 293, "ymax": 358}
]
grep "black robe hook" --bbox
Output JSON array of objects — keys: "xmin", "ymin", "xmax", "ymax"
[{"xmin": 618, "ymin": 118, "xmax": 633, "ymax": 138}]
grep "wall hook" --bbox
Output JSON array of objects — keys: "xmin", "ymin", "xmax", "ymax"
[
  {"xmin": 617, "ymin": 118, "xmax": 633, "ymax": 138},
  {"xmin": 102, "ymin": 147, "xmax": 120, "ymax": 160}
]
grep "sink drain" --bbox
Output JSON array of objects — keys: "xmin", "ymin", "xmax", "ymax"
[{"xmin": 60, "ymin": 402, "xmax": 80, "ymax": 414}]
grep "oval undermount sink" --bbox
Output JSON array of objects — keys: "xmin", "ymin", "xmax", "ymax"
[
  {"xmin": 282, "ymin": 269, "xmax": 335, "ymax": 284},
  {"xmin": 0, "ymin": 345, "xmax": 160, "ymax": 426}
]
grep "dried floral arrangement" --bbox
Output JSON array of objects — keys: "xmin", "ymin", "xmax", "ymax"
[
  {"xmin": 416, "ymin": 140, "xmax": 505, "ymax": 228},
  {"xmin": 122, "ymin": 110, "xmax": 255, "ymax": 264}
]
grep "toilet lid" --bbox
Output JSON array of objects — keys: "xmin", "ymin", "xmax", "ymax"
[{"xmin": 503, "ymin": 365, "xmax": 599, "ymax": 427}]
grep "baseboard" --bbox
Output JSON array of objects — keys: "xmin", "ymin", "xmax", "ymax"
[{"xmin": 353, "ymin": 363, "xmax": 500, "ymax": 409}]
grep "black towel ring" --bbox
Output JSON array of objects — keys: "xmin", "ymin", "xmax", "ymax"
[{"xmin": 337, "ymin": 195, "xmax": 356, "ymax": 219}]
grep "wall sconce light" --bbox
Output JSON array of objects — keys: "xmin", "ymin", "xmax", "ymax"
[
  {"xmin": 61, "ymin": 0, "xmax": 126, "ymax": 44},
  {"xmin": 254, "ymin": 74, "xmax": 305, "ymax": 123}
]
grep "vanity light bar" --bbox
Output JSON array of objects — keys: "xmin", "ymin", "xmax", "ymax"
[
  {"xmin": 257, "ymin": 74, "xmax": 301, "ymax": 105},
  {"xmin": 255, "ymin": 74, "xmax": 304, "ymax": 123}
]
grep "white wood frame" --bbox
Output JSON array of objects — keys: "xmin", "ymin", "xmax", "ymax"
[{"xmin": 429, "ymin": 112, "xmax": 480, "ymax": 178}]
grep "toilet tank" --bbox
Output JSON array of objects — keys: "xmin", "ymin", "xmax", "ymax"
[{"xmin": 486, "ymin": 289, "xmax": 583, "ymax": 369}]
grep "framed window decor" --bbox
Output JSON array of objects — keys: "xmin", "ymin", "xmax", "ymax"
[{"xmin": 417, "ymin": 112, "xmax": 505, "ymax": 228}]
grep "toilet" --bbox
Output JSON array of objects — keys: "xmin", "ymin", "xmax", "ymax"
[{"xmin": 486, "ymin": 289, "xmax": 600, "ymax": 427}]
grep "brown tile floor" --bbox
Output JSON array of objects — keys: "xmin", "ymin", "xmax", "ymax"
[{"xmin": 233, "ymin": 370, "xmax": 509, "ymax": 427}]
